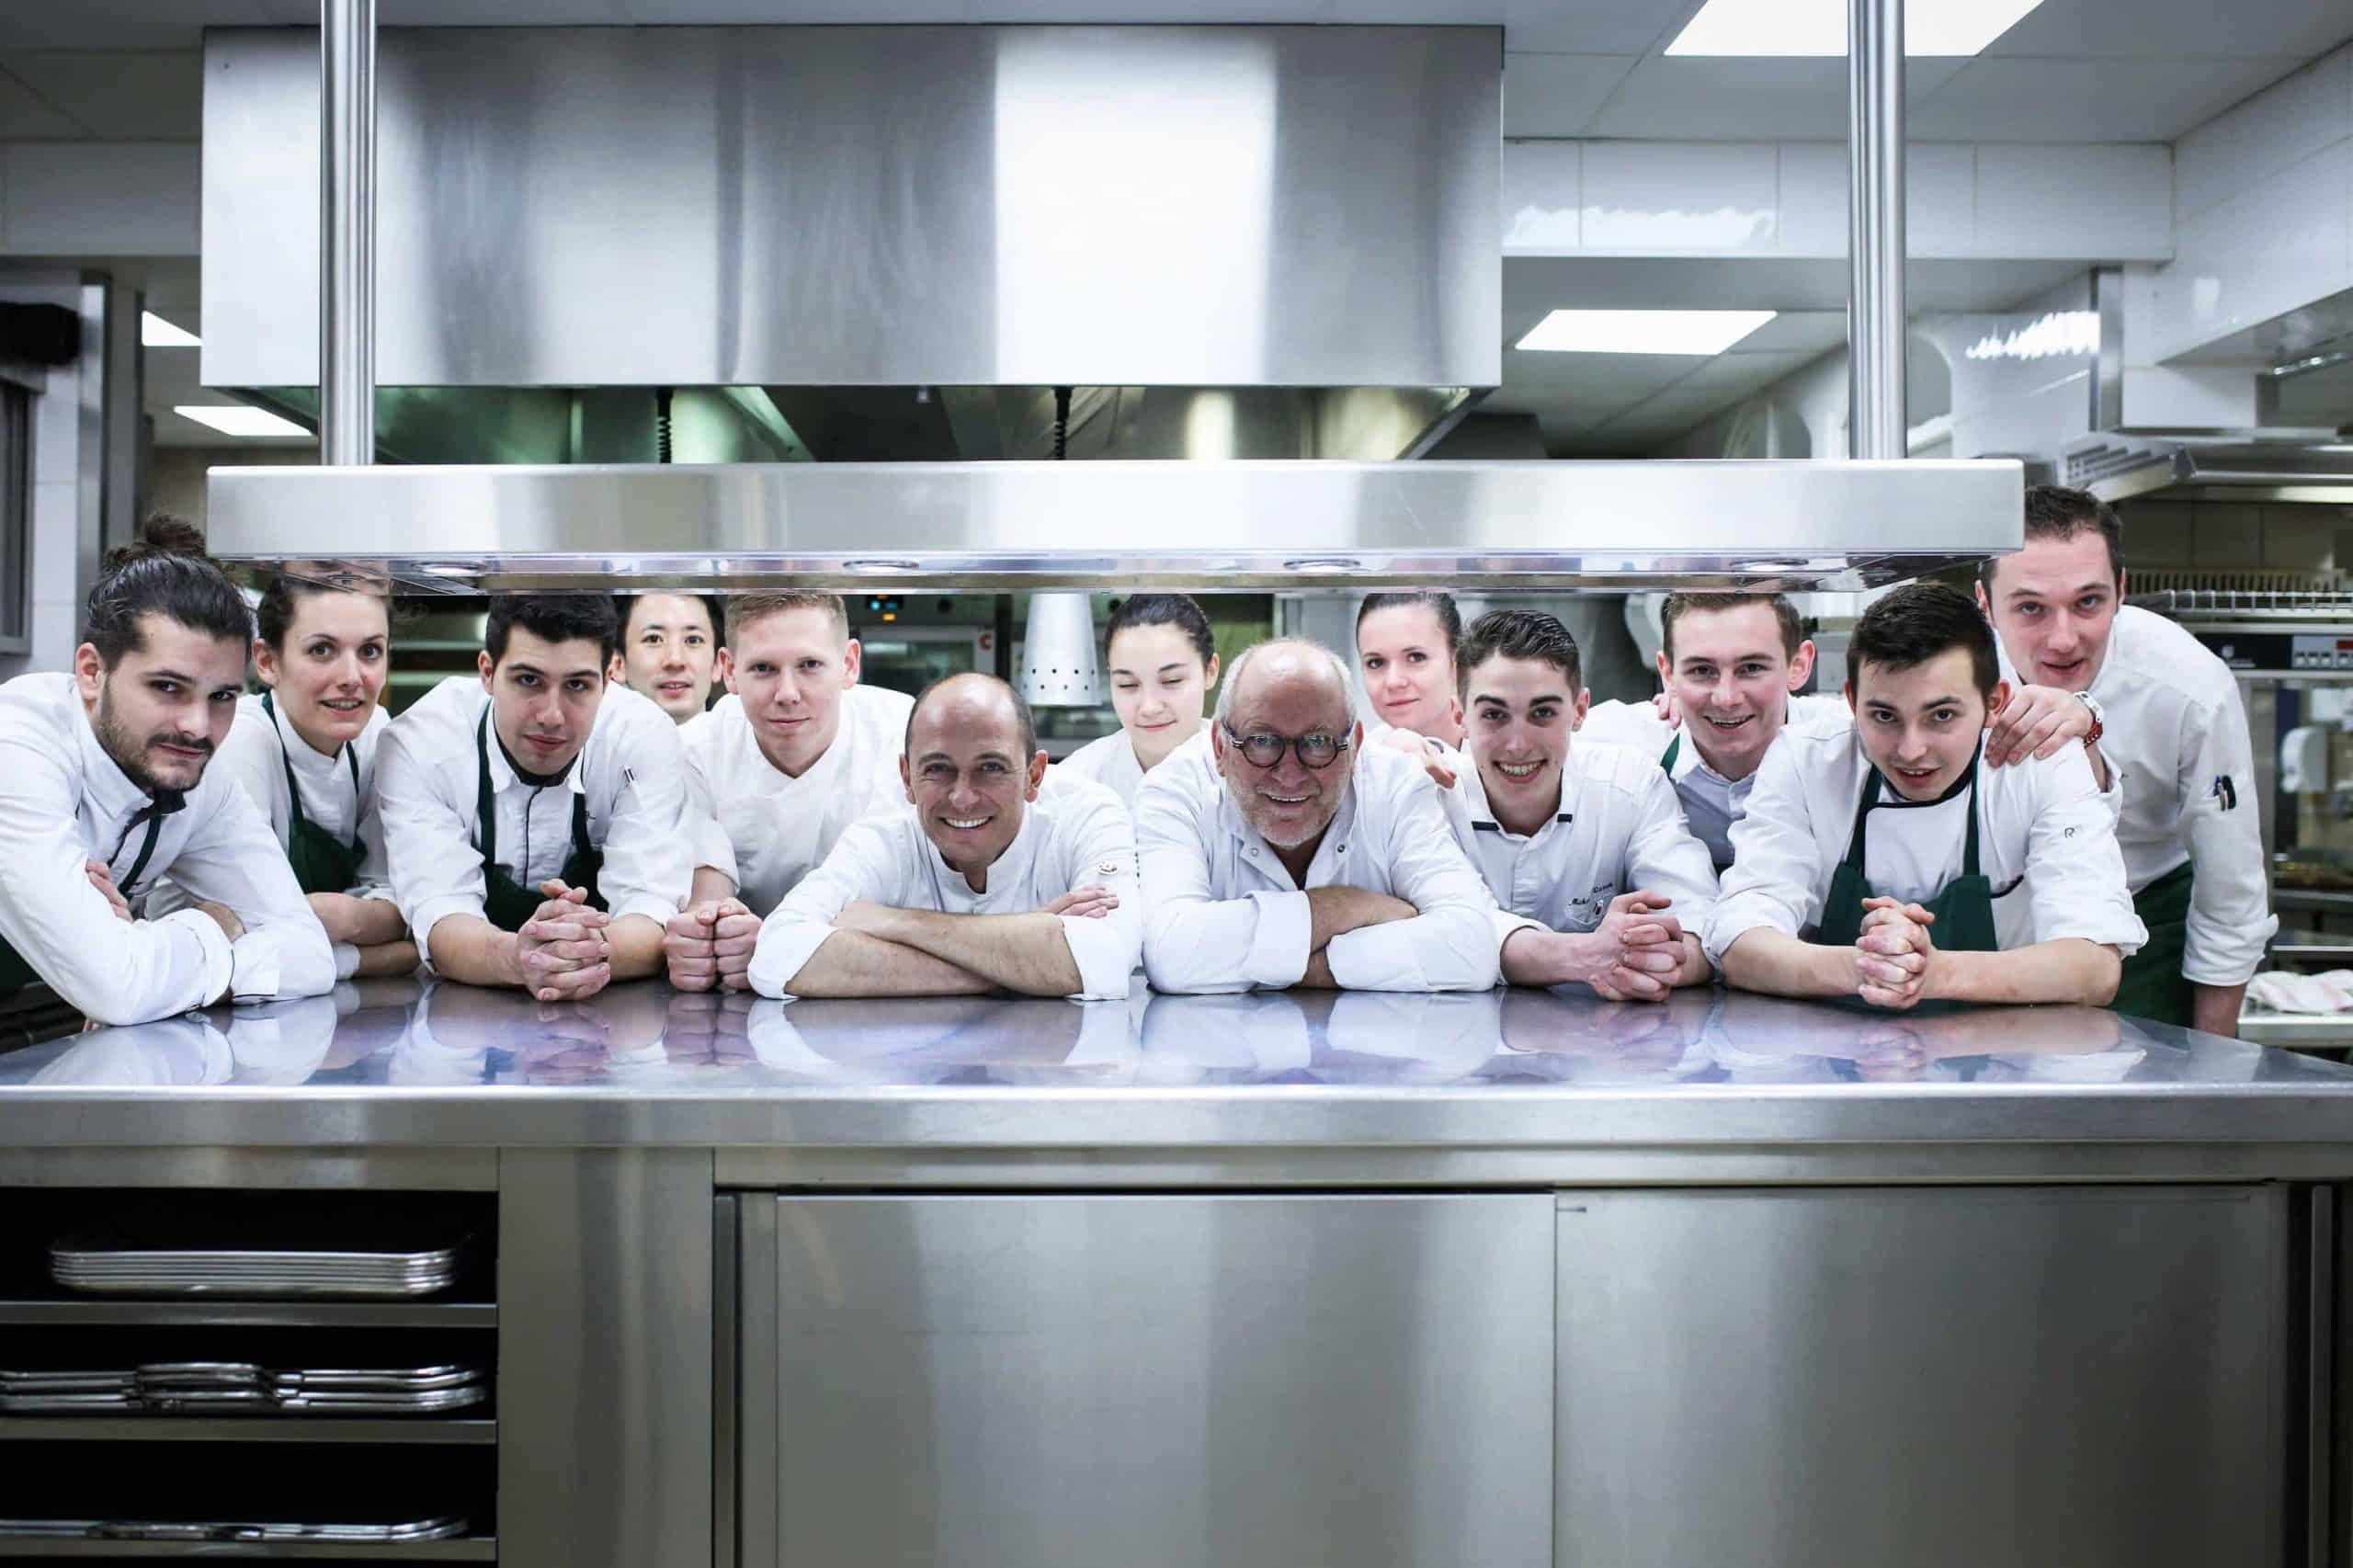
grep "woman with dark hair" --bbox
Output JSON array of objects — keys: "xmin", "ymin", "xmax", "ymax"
[
  {"xmin": 162, "ymin": 574, "xmax": 415, "ymax": 978},
  {"xmin": 1053, "ymin": 594, "xmax": 1221, "ymax": 808},
  {"xmin": 1356, "ymin": 591, "xmax": 1466, "ymax": 751}
]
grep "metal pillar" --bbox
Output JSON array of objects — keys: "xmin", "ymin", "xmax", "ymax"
[
  {"xmin": 1846, "ymin": 0, "xmax": 1904, "ymax": 460},
  {"xmin": 320, "ymin": 0, "xmax": 374, "ymax": 465}
]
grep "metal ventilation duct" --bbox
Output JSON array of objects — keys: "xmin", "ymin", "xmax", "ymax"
[{"xmin": 2061, "ymin": 429, "xmax": 2353, "ymax": 505}]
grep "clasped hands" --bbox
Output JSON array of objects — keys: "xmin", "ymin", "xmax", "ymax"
[
  {"xmin": 517, "ymin": 881, "xmax": 611, "ymax": 1002},
  {"xmin": 1854, "ymin": 895, "xmax": 1938, "ymax": 1010}
]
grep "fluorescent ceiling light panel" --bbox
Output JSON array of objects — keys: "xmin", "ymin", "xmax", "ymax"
[
  {"xmin": 141, "ymin": 312, "xmax": 199, "ymax": 348},
  {"xmin": 1516, "ymin": 309, "xmax": 1777, "ymax": 356},
  {"xmin": 1667, "ymin": 0, "xmax": 2045, "ymax": 56},
  {"xmin": 174, "ymin": 404, "xmax": 309, "ymax": 438}
]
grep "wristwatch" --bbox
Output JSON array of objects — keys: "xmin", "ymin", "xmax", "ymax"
[{"xmin": 2071, "ymin": 689, "xmax": 2105, "ymax": 744}]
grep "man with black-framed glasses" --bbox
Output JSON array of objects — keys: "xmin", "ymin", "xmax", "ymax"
[{"xmin": 1134, "ymin": 638, "xmax": 1505, "ymax": 994}]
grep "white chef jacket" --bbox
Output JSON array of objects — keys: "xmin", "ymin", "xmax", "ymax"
[
  {"xmin": 1704, "ymin": 725, "xmax": 2146, "ymax": 967},
  {"xmin": 1133, "ymin": 730, "xmax": 1505, "ymax": 994},
  {"xmin": 2000, "ymin": 605, "xmax": 2275, "ymax": 986},
  {"xmin": 1051, "ymin": 729, "xmax": 1161, "ymax": 810},
  {"xmin": 0, "ymin": 672, "xmax": 336, "ymax": 1026},
  {"xmin": 681, "ymin": 685, "xmax": 915, "ymax": 916},
  {"xmin": 748, "ymin": 774, "xmax": 1141, "ymax": 1003},
  {"xmin": 375, "ymin": 676, "xmax": 695, "ymax": 949},
  {"xmin": 1442, "ymin": 738, "xmax": 1721, "ymax": 943},
  {"xmin": 1578, "ymin": 693, "xmax": 1850, "ymax": 870}
]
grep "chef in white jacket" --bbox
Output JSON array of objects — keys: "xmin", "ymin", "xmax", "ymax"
[
  {"xmin": 1439, "ymin": 608, "xmax": 1719, "ymax": 1001},
  {"xmin": 376, "ymin": 595, "xmax": 694, "ymax": 1003},
  {"xmin": 1052, "ymin": 593, "xmax": 1221, "ymax": 809},
  {"xmin": 1135, "ymin": 637, "xmax": 1505, "ymax": 994},
  {"xmin": 661, "ymin": 591, "xmax": 915, "ymax": 993},
  {"xmin": 0, "ymin": 521, "xmax": 334, "ymax": 1025},
  {"xmin": 1708, "ymin": 582, "xmax": 2143, "ymax": 1011},
  {"xmin": 748, "ymin": 673, "xmax": 1140, "ymax": 1001},
  {"xmin": 1976, "ymin": 483, "xmax": 2275, "ymax": 1033}
]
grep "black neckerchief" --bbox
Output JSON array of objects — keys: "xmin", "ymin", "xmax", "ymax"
[
  {"xmin": 109, "ymin": 790, "xmax": 187, "ymax": 861},
  {"xmin": 496, "ymin": 735, "xmax": 575, "ymax": 791},
  {"xmin": 1862, "ymin": 741, "xmax": 1983, "ymax": 812}
]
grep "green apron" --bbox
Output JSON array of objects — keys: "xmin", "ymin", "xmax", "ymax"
[
  {"xmin": 263, "ymin": 692, "xmax": 363, "ymax": 896},
  {"xmin": 1815, "ymin": 755, "xmax": 2002, "ymax": 1015},
  {"xmin": 2108, "ymin": 858, "xmax": 2195, "ymax": 1027},
  {"xmin": 473, "ymin": 710, "xmax": 604, "ymax": 934},
  {"xmin": 0, "ymin": 807, "xmax": 167, "ymax": 995},
  {"xmin": 1658, "ymin": 733, "xmax": 1681, "ymax": 774}
]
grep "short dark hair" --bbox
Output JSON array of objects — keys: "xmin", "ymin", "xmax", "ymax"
[
  {"xmin": 1661, "ymin": 592, "xmax": 1805, "ymax": 663},
  {"xmin": 1357, "ymin": 591, "xmax": 1462, "ymax": 656},
  {"xmin": 1848, "ymin": 582, "xmax": 1999, "ymax": 699},
  {"xmin": 1106, "ymin": 594, "xmax": 1216, "ymax": 668},
  {"xmin": 484, "ymin": 595, "xmax": 620, "ymax": 666},
  {"xmin": 1458, "ymin": 609, "xmax": 1582, "ymax": 695},
  {"xmin": 613, "ymin": 592, "xmax": 724, "ymax": 649},
  {"xmin": 1983, "ymin": 484, "xmax": 2126, "ymax": 590},
  {"xmin": 84, "ymin": 513, "xmax": 252, "ymax": 668},
  {"xmin": 727, "ymin": 591, "xmax": 847, "ymax": 641},
  {"xmin": 256, "ymin": 575, "xmax": 390, "ymax": 653},
  {"xmin": 905, "ymin": 673, "xmax": 1038, "ymax": 762}
]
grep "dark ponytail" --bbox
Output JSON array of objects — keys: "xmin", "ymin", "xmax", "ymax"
[{"xmin": 85, "ymin": 514, "xmax": 251, "ymax": 667}]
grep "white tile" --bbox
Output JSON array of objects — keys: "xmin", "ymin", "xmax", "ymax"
[
  {"xmin": 2143, "ymin": 140, "xmax": 2352, "ymax": 359},
  {"xmin": 1584, "ymin": 56, "xmax": 1966, "ymax": 141},
  {"xmin": 1501, "ymin": 52, "xmax": 1639, "ymax": 138},
  {"xmin": 1949, "ymin": 371, "xmax": 2091, "ymax": 460},
  {"xmin": 1579, "ymin": 141, "xmax": 1777, "ymax": 253},
  {"xmin": 1779, "ymin": 142, "xmax": 1973, "ymax": 258},
  {"xmin": 30, "ymin": 371, "xmax": 76, "ymax": 486},
  {"xmin": 1974, "ymin": 143, "xmax": 2171, "ymax": 260},
  {"xmin": 1912, "ymin": 55, "xmax": 2308, "ymax": 142},
  {"xmin": 2176, "ymin": 48, "xmax": 2351, "ymax": 222},
  {"xmin": 2119, "ymin": 364, "xmax": 2262, "ymax": 426},
  {"xmin": 1501, "ymin": 141, "xmax": 1581, "ymax": 253}
]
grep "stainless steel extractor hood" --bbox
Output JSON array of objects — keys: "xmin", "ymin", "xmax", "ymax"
[
  {"xmin": 2062, "ymin": 429, "xmax": 2353, "ymax": 505},
  {"xmin": 204, "ymin": 459, "xmax": 2024, "ymax": 594}
]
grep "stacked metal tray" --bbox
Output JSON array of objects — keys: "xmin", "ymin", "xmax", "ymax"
[
  {"xmin": 0, "ymin": 1511, "xmax": 472, "ymax": 1543},
  {"xmin": 48, "ymin": 1207, "xmax": 476, "ymax": 1298},
  {"xmin": 0, "ymin": 1358, "xmax": 488, "ymax": 1414}
]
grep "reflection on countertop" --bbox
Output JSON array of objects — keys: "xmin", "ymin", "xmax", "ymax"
[{"xmin": 0, "ymin": 977, "xmax": 2332, "ymax": 1095}]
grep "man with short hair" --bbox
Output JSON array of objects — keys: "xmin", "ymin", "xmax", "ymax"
[
  {"xmin": 747, "ymin": 673, "xmax": 1138, "ymax": 1000},
  {"xmin": 377, "ymin": 594, "xmax": 694, "ymax": 1002},
  {"xmin": 1707, "ymin": 583, "xmax": 2143, "ymax": 1010},
  {"xmin": 1975, "ymin": 484, "xmax": 2275, "ymax": 1033},
  {"xmin": 1582, "ymin": 591, "xmax": 2097, "ymax": 869},
  {"xmin": 1135, "ymin": 638, "xmax": 1504, "ymax": 994},
  {"xmin": 0, "ymin": 526, "xmax": 335, "ymax": 1024},
  {"xmin": 1444, "ymin": 610, "xmax": 1718, "ymax": 1001},
  {"xmin": 609, "ymin": 593, "xmax": 726, "ymax": 722},
  {"xmin": 662, "ymin": 591, "xmax": 915, "ymax": 993}
]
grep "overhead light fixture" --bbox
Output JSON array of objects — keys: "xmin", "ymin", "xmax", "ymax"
[
  {"xmin": 141, "ymin": 312, "xmax": 200, "ymax": 348},
  {"xmin": 1515, "ymin": 309, "xmax": 1778, "ymax": 356},
  {"xmin": 1667, "ymin": 0, "xmax": 2045, "ymax": 56},
  {"xmin": 173, "ymin": 404, "xmax": 310, "ymax": 438}
]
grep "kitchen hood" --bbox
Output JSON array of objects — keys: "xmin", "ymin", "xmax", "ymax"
[
  {"xmin": 2060, "ymin": 428, "xmax": 2353, "ymax": 505},
  {"xmin": 204, "ymin": 458, "xmax": 2023, "ymax": 594}
]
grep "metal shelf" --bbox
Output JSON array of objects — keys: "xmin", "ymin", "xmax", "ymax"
[
  {"xmin": 0, "ymin": 1300, "xmax": 495, "ymax": 1329},
  {"xmin": 0, "ymin": 1417, "xmax": 494, "ymax": 1446},
  {"xmin": 0, "ymin": 1537, "xmax": 494, "ymax": 1561}
]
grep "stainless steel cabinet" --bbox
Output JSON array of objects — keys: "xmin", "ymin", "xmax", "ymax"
[
  {"xmin": 1554, "ymin": 1187, "xmax": 2288, "ymax": 1568},
  {"xmin": 733, "ymin": 1194, "xmax": 1554, "ymax": 1568}
]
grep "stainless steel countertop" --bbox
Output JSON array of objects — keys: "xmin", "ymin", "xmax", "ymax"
[{"xmin": 0, "ymin": 981, "xmax": 2347, "ymax": 1161}]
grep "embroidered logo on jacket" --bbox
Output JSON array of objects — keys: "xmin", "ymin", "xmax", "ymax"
[{"xmin": 2211, "ymin": 775, "xmax": 2237, "ymax": 811}]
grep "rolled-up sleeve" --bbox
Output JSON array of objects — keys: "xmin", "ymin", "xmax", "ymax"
[
  {"xmin": 1704, "ymin": 738, "xmax": 1825, "ymax": 966},
  {"xmin": 595, "ymin": 706, "xmax": 696, "ymax": 928},
  {"xmin": 2177, "ymin": 685, "xmax": 2274, "ymax": 984},
  {"xmin": 1053, "ymin": 791, "xmax": 1143, "ymax": 1001},
  {"xmin": 1135, "ymin": 776, "xmax": 1309, "ymax": 994},
  {"xmin": 0, "ymin": 739, "xmax": 237, "ymax": 1026},
  {"xmin": 1324, "ymin": 776, "xmax": 1502, "ymax": 992},
  {"xmin": 164, "ymin": 782, "xmax": 336, "ymax": 1005},
  {"xmin": 2024, "ymin": 747, "xmax": 2146, "ymax": 957},
  {"xmin": 375, "ymin": 724, "xmax": 488, "ymax": 949},
  {"xmin": 747, "ymin": 816, "xmax": 903, "ymax": 999}
]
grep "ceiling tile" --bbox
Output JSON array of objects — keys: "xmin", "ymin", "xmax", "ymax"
[
  {"xmin": 1581, "ymin": 55, "xmax": 1965, "ymax": 140},
  {"xmin": 1984, "ymin": 0, "xmax": 2353, "ymax": 61},
  {"xmin": 1502, "ymin": 0, "xmax": 1698, "ymax": 55},
  {"xmin": 1502, "ymin": 51, "xmax": 1638, "ymax": 136},
  {"xmin": 0, "ymin": 51, "xmax": 199, "ymax": 141},
  {"xmin": 0, "ymin": 68, "xmax": 86, "ymax": 138},
  {"xmin": 1910, "ymin": 55, "xmax": 2308, "ymax": 141}
]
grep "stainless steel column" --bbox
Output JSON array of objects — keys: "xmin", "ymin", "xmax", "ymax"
[
  {"xmin": 1846, "ymin": 0, "xmax": 1904, "ymax": 459},
  {"xmin": 319, "ymin": 0, "xmax": 374, "ymax": 464}
]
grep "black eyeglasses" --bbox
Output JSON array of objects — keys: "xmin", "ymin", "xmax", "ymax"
[{"xmin": 1221, "ymin": 724, "xmax": 1350, "ymax": 770}]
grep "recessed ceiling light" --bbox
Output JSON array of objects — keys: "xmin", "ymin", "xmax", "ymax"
[
  {"xmin": 174, "ymin": 404, "xmax": 310, "ymax": 438},
  {"xmin": 1515, "ymin": 309, "xmax": 1778, "ymax": 356},
  {"xmin": 1667, "ymin": 0, "xmax": 2046, "ymax": 56},
  {"xmin": 141, "ymin": 312, "xmax": 200, "ymax": 348}
]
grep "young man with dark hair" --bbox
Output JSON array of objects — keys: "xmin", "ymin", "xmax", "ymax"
[
  {"xmin": 662, "ymin": 591, "xmax": 915, "ymax": 994},
  {"xmin": 1582, "ymin": 590, "xmax": 2099, "ymax": 870},
  {"xmin": 1975, "ymin": 483, "xmax": 2274, "ymax": 1032},
  {"xmin": 0, "ymin": 519, "xmax": 335, "ymax": 1024},
  {"xmin": 747, "ymin": 674, "xmax": 1138, "ymax": 1001},
  {"xmin": 1441, "ymin": 610, "xmax": 1718, "ymax": 1001},
  {"xmin": 376, "ymin": 594, "xmax": 694, "ymax": 1000},
  {"xmin": 609, "ymin": 593, "xmax": 725, "ymax": 722},
  {"xmin": 1707, "ymin": 582, "xmax": 2143, "ymax": 1010}
]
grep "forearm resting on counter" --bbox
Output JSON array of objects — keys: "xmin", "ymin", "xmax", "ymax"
[
  {"xmin": 785, "ymin": 929, "xmax": 995, "ymax": 998},
  {"xmin": 1719, "ymin": 927, "xmax": 1860, "ymax": 999},
  {"xmin": 1928, "ymin": 939, "xmax": 2120, "ymax": 1007}
]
